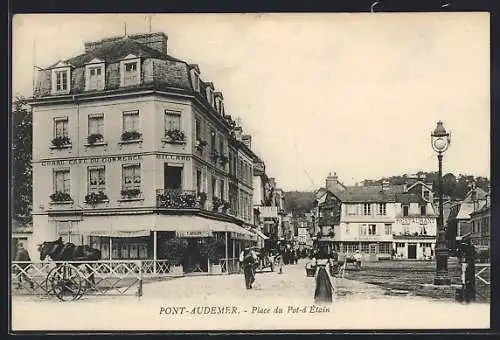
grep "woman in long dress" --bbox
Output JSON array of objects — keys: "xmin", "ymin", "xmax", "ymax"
[{"xmin": 313, "ymin": 249, "xmax": 334, "ymax": 304}]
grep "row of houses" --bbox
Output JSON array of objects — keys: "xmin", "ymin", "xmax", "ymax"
[
  {"xmin": 13, "ymin": 31, "xmax": 287, "ymax": 272},
  {"xmin": 300, "ymin": 173, "xmax": 490, "ymax": 261},
  {"xmin": 309, "ymin": 173, "xmax": 438, "ymax": 261}
]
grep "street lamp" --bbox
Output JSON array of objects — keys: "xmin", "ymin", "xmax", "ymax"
[{"xmin": 431, "ymin": 121, "xmax": 452, "ymax": 285}]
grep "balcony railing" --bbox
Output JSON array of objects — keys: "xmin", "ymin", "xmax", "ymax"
[
  {"xmin": 156, "ymin": 189, "xmax": 201, "ymax": 209},
  {"xmin": 156, "ymin": 189, "xmax": 234, "ymax": 217}
]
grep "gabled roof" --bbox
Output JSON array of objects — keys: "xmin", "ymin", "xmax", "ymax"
[
  {"xmin": 61, "ymin": 37, "xmax": 182, "ymax": 69},
  {"xmin": 456, "ymin": 202, "xmax": 476, "ymax": 219},
  {"xmin": 463, "ymin": 187, "xmax": 488, "ymax": 202},
  {"xmin": 46, "ymin": 60, "xmax": 74, "ymax": 69},
  {"xmin": 406, "ymin": 180, "xmax": 433, "ymax": 192},
  {"xmin": 342, "ymin": 184, "xmax": 406, "ymax": 203}
]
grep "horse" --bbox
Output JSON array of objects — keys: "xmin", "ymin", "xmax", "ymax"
[{"xmin": 38, "ymin": 237, "xmax": 102, "ymax": 288}]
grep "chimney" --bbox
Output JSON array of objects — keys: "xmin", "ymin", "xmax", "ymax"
[
  {"xmin": 381, "ymin": 180, "xmax": 390, "ymax": 191},
  {"xmin": 84, "ymin": 32, "xmax": 168, "ymax": 55},
  {"xmin": 325, "ymin": 172, "xmax": 338, "ymax": 192},
  {"xmin": 471, "ymin": 189, "xmax": 477, "ymax": 202},
  {"xmin": 242, "ymin": 135, "xmax": 252, "ymax": 149},
  {"xmin": 233, "ymin": 126, "xmax": 243, "ymax": 141}
]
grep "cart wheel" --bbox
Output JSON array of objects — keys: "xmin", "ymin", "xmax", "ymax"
[{"xmin": 46, "ymin": 264, "xmax": 84, "ymax": 301}]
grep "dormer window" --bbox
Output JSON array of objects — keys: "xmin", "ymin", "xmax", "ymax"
[
  {"xmin": 190, "ymin": 69, "xmax": 200, "ymax": 92},
  {"xmin": 120, "ymin": 55, "xmax": 141, "ymax": 87},
  {"xmin": 50, "ymin": 62, "xmax": 71, "ymax": 95},
  {"xmin": 85, "ymin": 59, "xmax": 105, "ymax": 91},
  {"xmin": 206, "ymin": 87, "xmax": 214, "ymax": 107}
]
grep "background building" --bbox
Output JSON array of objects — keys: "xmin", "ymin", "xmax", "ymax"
[{"xmin": 314, "ymin": 173, "xmax": 437, "ymax": 260}]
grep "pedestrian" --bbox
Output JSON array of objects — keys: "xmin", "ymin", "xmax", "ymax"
[
  {"xmin": 314, "ymin": 250, "xmax": 333, "ymax": 304},
  {"xmin": 277, "ymin": 249, "xmax": 284, "ymax": 274},
  {"xmin": 391, "ymin": 248, "xmax": 396, "ymax": 260},
  {"xmin": 14, "ymin": 242, "xmax": 34, "ymax": 289},
  {"xmin": 353, "ymin": 250, "xmax": 362, "ymax": 270},
  {"xmin": 239, "ymin": 246, "xmax": 258, "ymax": 289}
]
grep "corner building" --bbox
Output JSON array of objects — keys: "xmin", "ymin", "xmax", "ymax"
[{"xmin": 29, "ymin": 32, "xmax": 258, "ymax": 271}]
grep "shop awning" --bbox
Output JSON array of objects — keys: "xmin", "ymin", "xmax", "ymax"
[
  {"xmin": 156, "ymin": 215, "xmax": 213, "ymax": 238},
  {"xmin": 252, "ymin": 229, "xmax": 269, "ymax": 240},
  {"xmin": 76, "ymin": 215, "xmax": 154, "ymax": 238},
  {"xmin": 207, "ymin": 220, "xmax": 257, "ymax": 241}
]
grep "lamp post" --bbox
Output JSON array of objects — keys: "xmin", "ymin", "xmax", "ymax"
[{"xmin": 431, "ymin": 121, "xmax": 452, "ymax": 285}]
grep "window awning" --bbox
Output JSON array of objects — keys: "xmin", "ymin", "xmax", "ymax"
[
  {"xmin": 208, "ymin": 220, "xmax": 257, "ymax": 241},
  {"xmin": 72, "ymin": 215, "xmax": 154, "ymax": 238},
  {"xmin": 252, "ymin": 229, "xmax": 269, "ymax": 240}
]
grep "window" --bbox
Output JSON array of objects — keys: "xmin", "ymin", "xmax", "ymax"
[
  {"xmin": 396, "ymin": 242, "xmax": 405, "ymax": 248},
  {"xmin": 359, "ymin": 224, "xmax": 367, "ymax": 235},
  {"xmin": 420, "ymin": 205, "xmax": 427, "ymax": 216},
  {"xmin": 219, "ymin": 136, "xmax": 224, "ymax": 154},
  {"xmin": 123, "ymin": 110, "xmax": 139, "ymax": 132},
  {"xmin": 88, "ymin": 114, "xmax": 104, "ymax": 139},
  {"xmin": 53, "ymin": 69, "xmax": 69, "ymax": 93},
  {"xmin": 346, "ymin": 204, "xmax": 357, "ymax": 215},
  {"xmin": 54, "ymin": 169, "xmax": 70, "ymax": 194},
  {"xmin": 423, "ymin": 190, "xmax": 430, "ymax": 200},
  {"xmin": 86, "ymin": 64, "xmax": 105, "ymax": 91},
  {"xmin": 54, "ymin": 117, "xmax": 69, "ymax": 138},
  {"xmin": 120, "ymin": 57, "xmax": 140, "ymax": 87},
  {"xmin": 122, "ymin": 164, "xmax": 141, "ymax": 190},
  {"xmin": 164, "ymin": 110, "xmax": 181, "ymax": 133},
  {"xmin": 88, "ymin": 167, "xmax": 105, "ymax": 192},
  {"xmin": 345, "ymin": 224, "xmax": 350, "ymax": 234},
  {"xmin": 379, "ymin": 243, "xmax": 390, "ymax": 254},
  {"xmin": 385, "ymin": 224, "xmax": 392, "ymax": 235},
  {"xmin": 378, "ymin": 203, "xmax": 386, "ymax": 215},
  {"xmin": 368, "ymin": 224, "xmax": 377, "ymax": 235},
  {"xmin": 195, "ymin": 119, "xmax": 201, "ymax": 140},
  {"xmin": 402, "ymin": 205, "xmax": 409, "ymax": 217},
  {"xmin": 196, "ymin": 169, "xmax": 202, "ymax": 194},
  {"xmin": 363, "ymin": 203, "xmax": 371, "ymax": 215},
  {"xmin": 211, "ymin": 176, "xmax": 217, "ymax": 198},
  {"xmin": 220, "ymin": 180, "xmax": 224, "ymax": 200},
  {"xmin": 193, "ymin": 72, "xmax": 200, "ymax": 92},
  {"xmin": 210, "ymin": 129, "xmax": 216, "ymax": 149},
  {"xmin": 361, "ymin": 243, "xmax": 369, "ymax": 253}
]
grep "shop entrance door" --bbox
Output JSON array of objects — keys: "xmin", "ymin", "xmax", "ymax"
[{"xmin": 408, "ymin": 243, "xmax": 417, "ymax": 259}]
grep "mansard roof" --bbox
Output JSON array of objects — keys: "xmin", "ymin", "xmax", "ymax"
[{"xmin": 62, "ymin": 37, "xmax": 183, "ymax": 68}]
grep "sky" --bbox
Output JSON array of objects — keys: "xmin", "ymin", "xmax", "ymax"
[{"xmin": 12, "ymin": 13, "xmax": 490, "ymax": 191}]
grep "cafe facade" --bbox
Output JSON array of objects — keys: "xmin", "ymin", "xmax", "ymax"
[{"xmin": 29, "ymin": 32, "xmax": 260, "ymax": 270}]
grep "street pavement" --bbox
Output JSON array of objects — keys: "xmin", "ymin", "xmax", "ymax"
[{"xmin": 11, "ymin": 259, "xmax": 490, "ymax": 331}]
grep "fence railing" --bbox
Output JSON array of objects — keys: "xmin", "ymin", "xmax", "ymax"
[
  {"xmin": 475, "ymin": 263, "xmax": 490, "ymax": 300},
  {"xmin": 11, "ymin": 260, "xmax": 143, "ymax": 299},
  {"xmin": 12, "ymin": 258, "xmax": 244, "ymax": 299},
  {"xmin": 220, "ymin": 258, "xmax": 240, "ymax": 274}
]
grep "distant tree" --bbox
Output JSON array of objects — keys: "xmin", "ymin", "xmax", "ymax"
[{"xmin": 12, "ymin": 96, "xmax": 32, "ymax": 220}]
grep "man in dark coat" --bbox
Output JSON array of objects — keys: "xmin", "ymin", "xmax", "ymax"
[
  {"xmin": 239, "ymin": 246, "xmax": 257, "ymax": 289},
  {"xmin": 14, "ymin": 242, "xmax": 34, "ymax": 289}
]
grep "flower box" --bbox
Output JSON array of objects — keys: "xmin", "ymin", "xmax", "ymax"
[
  {"xmin": 51, "ymin": 136, "xmax": 71, "ymax": 148},
  {"xmin": 165, "ymin": 129, "xmax": 186, "ymax": 143},
  {"xmin": 87, "ymin": 133, "xmax": 104, "ymax": 145},
  {"xmin": 50, "ymin": 192, "xmax": 72, "ymax": 202},
  {"xmin": 121, "ymin": 131, "xmax": 142, "ymax": 141},
  {"xmin": 85, "ymin": 191, "xmax": 108, "ymax": 205},
  {"xmin": 121, "ymin": 188, "xmax": 141, "ymax": 199}
]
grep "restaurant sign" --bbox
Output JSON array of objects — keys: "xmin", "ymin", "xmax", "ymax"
[
  {"xmin": 41, "ymin": 155, "xmax": 142, "ymax": 166},
  {"xmin": 396, "ymin": 217, "xmax": 435, "ymax": 225},
  {"xmin": 177, "ymin": 230, "xmax": 213, "ymax": 238}
]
